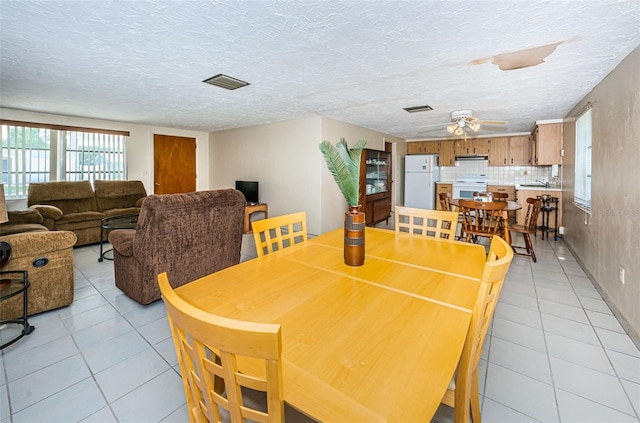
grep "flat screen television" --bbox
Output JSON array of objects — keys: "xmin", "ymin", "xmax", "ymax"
[{"xmin": 235, "ymin": 180, "xmax": 259, "ymax": 204}]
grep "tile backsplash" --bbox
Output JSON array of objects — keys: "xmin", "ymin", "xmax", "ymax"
[{"xmin": 439, "ymin": 159, "xmax": 560, "ymax": 186}]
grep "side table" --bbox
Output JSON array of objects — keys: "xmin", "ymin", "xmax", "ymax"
[
  {"xmin": 99, "ymin": 214, "xmax": 139, "ymax": 262},
  {"xmin": 244, "ymin": 203, "xmax": 268, "ymax": 234},
  {"xmin": 0, "ymin": 270, "xmax": 35, "ymax": 349}
]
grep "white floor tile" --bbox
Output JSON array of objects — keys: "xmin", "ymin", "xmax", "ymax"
[
  {"xmin": 11, "ymin": 378, "xmax": 106, "ymax": 423},
  {"xmin": 82, "ymin": 329, "xmax": 151, "ymax": 374},
  {"xmin": 8, "ymin": 354, "xmax": 91, "ymax": 413},
  {"xmin": 488, "ymin": 336, "xmax": 552, "ymax": 384},
  {"xmin": 542, "ymin": 313, "xmax": 600, "ymax": 346},
  {"xmin": 621, "ymin": 380, "xmax": 640, "ymax": 418},
  {"xmin": 580, "ymin": 296, "xmax": 614, "ymax": 315},
  {"xmin": 484, "ymin": 363, "xmax": 559, "ymax": 422},
  {"xmin": 491, "ymin": 317, "xmax": 547, "ymax": 352},
  {"xmin": 550, "ymin": 357, "xmax": 635, "ymax": 416},
  {"xmin": 493, "ymin": 302, "xmax": 542, "ymax": 329},
  {"xmin": 110, "ymin": 369, "xmax": 186, "ymax": 423},
  {"xmin": 545, "ymin": 332, "xmax": 615, "ymax": 375},
  {"xmin": 607, "ymin": 349, "xmax": 640, "ymax": 384},
  {"xmin": 95, "ymin": 347, "xmax": 171, "ymax": 403},
  {"xmin": 79, "ymin": 406, "xmax": 118, "ymax": 423},
  {"xmin": 539, "ymin": 299, "xmax": 590, "ymax": 325},
  {"xmin": 556, "ymin": 388, "xmax": 639, "ymax": 423},
  {"xmin": 587, "ymin": 309, "xmax": 627, "ymax": 333},
  {"xmin": 480, "ymin": 397, "xmax": 540, "ymax": 423},
  {"xmin": 4, "ymin": 335, "xmax": 78, "ymax": 382},
  {"xmin": 596, "ymin": 327, "xmax": 640, "ymax": 357}
]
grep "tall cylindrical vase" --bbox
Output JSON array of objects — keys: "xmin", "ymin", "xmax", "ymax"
[{"xmin": 344, "ymin": 205, "xmax": 365, "ymax": 266}]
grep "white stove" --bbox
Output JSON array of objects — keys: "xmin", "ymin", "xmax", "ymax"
[{"xmin": 453, "ymin": 174, "xmax": 489, "ymax": 200}]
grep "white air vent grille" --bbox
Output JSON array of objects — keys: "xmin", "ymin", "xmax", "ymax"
[
  {"xmin": 403, "ymin": 105, "xmax": 433, "ymax": 113},
  {"xmin": 203, "ymin": 74, "xmax": 250, "ymax": 90}
]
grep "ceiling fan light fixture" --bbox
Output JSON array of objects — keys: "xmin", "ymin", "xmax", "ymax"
[
  {"xmin": 446, "ymin": 124, "xmax": 456, "ymax": 134},
  {"xmin": 454, "ymin": 127, "xmax": 464, "ymax": 136},
  {"xmin": 470, "ymin": 123, "xmax": 481, "ymax": 132}
]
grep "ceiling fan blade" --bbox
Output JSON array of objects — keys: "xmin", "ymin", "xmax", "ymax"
[
  {"xmin": 478, "ymin": 120, "xmax": 507, "ymax": 125},
  {"xmin": 481, "ymin": 125, "xmax": 509, "ymax": 132}
]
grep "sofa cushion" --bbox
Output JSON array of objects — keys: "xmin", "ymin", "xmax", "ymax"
[
  {"xmin": 94, "ymin": 180, "xmax": 147, "ymax": 212},
  {"xmin": 0, "ymin": 223, "xmax": 49, "ymax": 235},
  {"xmin": 28, "ymin": 181, "xmax": 97, "ymax": 214},
  {"xmin": 7, "ymin": 209, "xmax": 44, "ymax": 224}
]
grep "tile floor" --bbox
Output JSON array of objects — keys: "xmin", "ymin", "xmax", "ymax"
[{"xmin": 1, "ymin": 230, "xmax": 639, "ymax": 423}]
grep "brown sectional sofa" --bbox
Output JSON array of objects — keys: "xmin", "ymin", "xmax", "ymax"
[{"xmin": 26, "ymin": 180, "xmax": 147, "ymax": 246}]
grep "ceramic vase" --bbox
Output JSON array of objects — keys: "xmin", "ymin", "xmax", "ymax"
[{"xmin": 344, "ymin": 205, "xmax": 365, "ymax": 266}]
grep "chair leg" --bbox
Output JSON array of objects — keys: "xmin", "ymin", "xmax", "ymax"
[
  {"xmin": 470, "ymin": 371, "xmax": 482, "ymax": 423},
  {"xmin": 524, "ymin": 233, "xmax": 536, "ymax": 263}
]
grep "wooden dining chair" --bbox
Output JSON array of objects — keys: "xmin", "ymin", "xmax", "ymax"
[
  {"xmin": 158, "ymin": 272, "xmax": 285, "ymax": 423},
  {"xmin": 440, "ymin": 235, "xmax": 514, "ymax": 423},
  {"xmin": 252, "ymin": 211, "xmax": 307, "ymax": 257},
  {"xmin": 458, "ymin": 199, "xmax": 506, "ymax": 244},
  {"xmin": 394, "ymin": 206, "xmax": 458, "ymax": 240},
  {"xmin": 439, "ymin": 192, "xmax": 464, "ymax": 239},
  {"xmin": 438, "ymin": 192, "xmax": 453, "ymax": 211},
  {"xmin": 509, "ymin": 197, "xmax": 543, "ymax": 262}
]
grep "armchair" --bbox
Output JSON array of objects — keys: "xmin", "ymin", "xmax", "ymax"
[
  {"xmin": 0, "ymin": 231, "xmax": 77, "ymax": 320},
  {"xmin": 109, "ymin": 189, "xmax": 245, "ymax": 305}
]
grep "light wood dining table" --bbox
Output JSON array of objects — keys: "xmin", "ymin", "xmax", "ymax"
[
  {"xmin": 450, "ymin": 199, "xmax": 522, "ymax": 245},
  {"xmin": 175, "ymin": 227, "xmax": 486, "ymax": 422}
]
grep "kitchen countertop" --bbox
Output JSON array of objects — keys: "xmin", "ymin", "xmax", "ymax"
[{"xmin": 515, "ymin": 184, "xmax": 562, "ymax": 192}]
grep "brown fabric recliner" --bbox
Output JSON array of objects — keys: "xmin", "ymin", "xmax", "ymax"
[
  {"xmin": 0, "ymin": 231, "xmax": 77, "ymax": 320},
  {"xmin": 109, "ymin": 189, "xmax": 245, "ymax": 305},
  {"xmin": 94, "ymin": 180, "xmax": 147, "ymax": 218}
]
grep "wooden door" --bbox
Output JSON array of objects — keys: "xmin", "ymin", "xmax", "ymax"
[{"xmin": 153, "ymin": 134, "xmax": 196, "ymax": 194}]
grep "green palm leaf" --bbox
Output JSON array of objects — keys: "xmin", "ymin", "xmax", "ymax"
[{"xmin": 319, "ymin": 138, "xmax": 367, "ymax": 207}]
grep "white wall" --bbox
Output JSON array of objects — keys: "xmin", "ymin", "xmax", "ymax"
[
  {"xmin": 209, "ymin": 116, "xmax": 404, "ymax": 235},
  {"xmin": 209, "ymin": 117, "xmax": 324, "ymax": 234},
  {"xmin": 0, "ymin": 108, "xmax": 211, "ymax": 207},
  {"xmin": 561, "ymin": 45, "xmax": 640, "ymax": 339}
]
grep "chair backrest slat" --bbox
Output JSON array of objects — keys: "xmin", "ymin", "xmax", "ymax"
[
  {"xmin": 395, "ymin": 206, "xmax": 458, "ymax": 240},
  {"xmin": 252, "ymin": 212, "xmax": 308, "ymax": 257}
]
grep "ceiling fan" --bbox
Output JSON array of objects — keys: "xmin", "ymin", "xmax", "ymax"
[{"xmin": 420, "ymin": 109, "xmax": 507, "ymax": 138}]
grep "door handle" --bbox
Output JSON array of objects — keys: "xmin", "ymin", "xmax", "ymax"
[{"xmin": 154, "ymin": 183, "xmax": 160, "ymax": 186}]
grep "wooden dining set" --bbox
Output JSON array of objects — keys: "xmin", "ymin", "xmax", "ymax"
[{"xmin": 153, "ymin": 200, "xmax": 524, "ymax": 423}]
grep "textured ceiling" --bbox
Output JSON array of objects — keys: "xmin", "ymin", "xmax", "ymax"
[{"xmin": 1, "ymin": 1, "xmax": 639, "ymax": 140}]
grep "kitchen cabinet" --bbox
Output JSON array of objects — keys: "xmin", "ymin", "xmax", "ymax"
[
  {"xmin": 359, "ymin": 149, "xmax": 391, "ymax": 226},
  {"xmin": 407, "ymin": 141, "xmax": 439, "ymax": 155},
  {"xmin": 488, "ymin": 184, "xmax": 516, "ymax": 222},
  {"xmin": 509, "ymin": 136, "xmax": 532, "ymax": 165},
  {"xmin": 438, "ymin": 140, "xmax": 456, "ymax": 166},
  {"xmin": 515, "ymin": 189, "xmax": 562, "ymax": 229},
  {"xmin": 435, "ymin": 183, "xmax": 453, "ymax": 211},
  {"xmin": 456, "ymin": 138, "xmax": 490, "ymax": 156},
  {"xmin": 488, "ymin": 137, "xmax": 510, "ymax": 166},
  {"xmin": 532, "ymin": 123, "xmax": 562, "ymax": 165}
]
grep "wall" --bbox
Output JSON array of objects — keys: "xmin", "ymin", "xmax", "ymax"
[
  {"xmin": 562, "ymin": 45, "xmax": 640, "ymax": 339},
  {"xmin": 209, "ymin": 116, "xmax": 323, "ymax": 234},
  {"xmin": 209, "ymin": 116, "xmax": 403, "ymax": 235},
  {"xmin": 0, "ymin": 108, "xmax": 210, "ymax": 209}
]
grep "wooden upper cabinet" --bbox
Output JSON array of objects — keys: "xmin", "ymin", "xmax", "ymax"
[
  {"xmin": 455, "ymin": 138, "xmax": 489, "ymax": 155},
  {"xmin": 488, "ymin": 137, "xmax": 510, "ymax": 166},
  {"xmin": 509, "ymin": 136, "xmax": 531, "ymax": 165},
  {"xmin": 407, "ymin": 141, "xmax": 439, "ymax": 155},
  {"xmin": 439, "ymin": 140, "xmax": 456, "ymax": 166},
  {"xmin": 533, "ymin": 123, "xmax": 562, "ymax": 165}
]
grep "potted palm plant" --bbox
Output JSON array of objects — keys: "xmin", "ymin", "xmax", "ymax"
[{"xmin": 319, "ymin": 138, "xmax": 367, "ymax": 266}]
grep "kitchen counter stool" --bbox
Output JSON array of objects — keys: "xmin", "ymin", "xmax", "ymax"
[{"xmin": 536, "ymin": 196, "xmax": 559, "ymax": 240}]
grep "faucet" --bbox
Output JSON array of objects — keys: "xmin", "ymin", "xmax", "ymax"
[{"xmin": 536, "ymin": 179, "xmax": 550, "ymax": 188}]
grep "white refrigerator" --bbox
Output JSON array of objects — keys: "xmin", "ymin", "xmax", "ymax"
[{"xmin": 404, "ymin": 155, "xmax": 440, "ymax": 209}]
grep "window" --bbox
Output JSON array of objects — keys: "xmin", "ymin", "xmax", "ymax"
[
  {"xmin": 1, "ymin": 121, "xmax": 129, "ymax": 199},
  {"xmin": 574, "ymin": 105, "xmax": 592, "ymax": 211}
]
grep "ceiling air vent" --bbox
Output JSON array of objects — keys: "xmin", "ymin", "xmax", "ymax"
[
  {"xmin": 203, "ymin": 74, "xmax": 250, "ymax": 90},
  {"xmin": 403, "ymin": 105, "xmax": 433, "ymax": 113}
]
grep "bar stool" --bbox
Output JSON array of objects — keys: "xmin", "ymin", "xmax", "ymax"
[{"xmin": 536, "ymin": 195, "xmax": 559, "ymax": 240}]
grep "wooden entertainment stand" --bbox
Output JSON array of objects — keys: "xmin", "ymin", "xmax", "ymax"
[{"xmin": 244, "ymin": 203, "xmax": 268, "ymax": 233}]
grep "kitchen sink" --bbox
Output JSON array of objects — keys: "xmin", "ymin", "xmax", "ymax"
[{"xmin": 518, "ymin": 184, "xmax": 547, "ymax": 188}]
